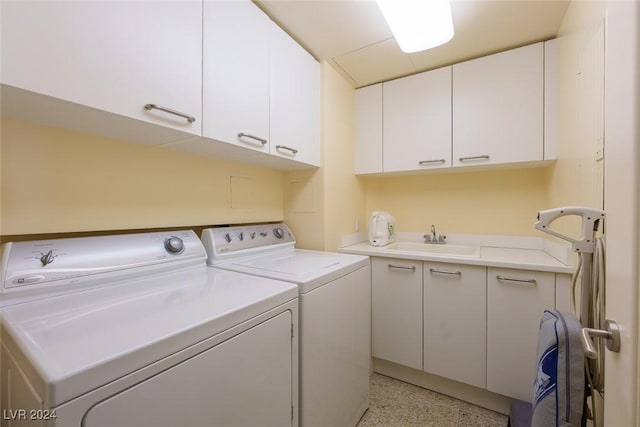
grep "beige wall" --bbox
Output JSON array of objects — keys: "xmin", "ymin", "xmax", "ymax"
[
  {"xmin": 1, "ymin": 59, "xmax": 366, "ymax": 248},
  {"xmin": 1, "ymin": 4, "xmax": 608, "ymax": 244},
  {"xmin": 364, "ymin": 168, "xmax": 549, "ymax": 236},
  {"xmin": 546, "ymin": 0, "xmax": 606, "ymax": 237},
  {"xmin": 549, "ymin": 0, "xmax": 606, "ymax": 209},
  {"xmin": 283, "ymin": 167, "xmax": 324, "ymax": 250},
  {"xmin": 1, "ymin": 117, "xmax": 284, "ymax": 236},
  {"xmin": 284, "ymin": 61, "xmax": 367, "ymax": 251},
  {"xmin": 320, "ymin": 62, "xmax": 367, "ymax": 251},
  {"xmin": 289, "ymin": 59, "xmax": 550, "ymax": 247},
  {"xmin": 357, "ymin": 1, "xmax": 607, "ymax": 240}
]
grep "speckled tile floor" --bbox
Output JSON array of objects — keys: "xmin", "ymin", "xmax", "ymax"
[{"xmin": 357, "ymin": 374, "xmax": 508, "ymax": 427}]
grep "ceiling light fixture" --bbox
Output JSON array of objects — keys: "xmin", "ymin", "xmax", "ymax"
[{"xmin": 376, "ymin": 0, "xmax": 455, "ymax": 53}]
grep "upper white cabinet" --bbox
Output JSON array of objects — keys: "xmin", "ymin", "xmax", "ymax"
[
  {"xmin": 383, "ymin": 67, "xmax": 452, "ymax": 172},
  {"xmin": 202, "ymin": 0, "xmax": 319, "ymax": 166},
  {"xmin": 355, "ymin": 41, "xmax": 553, "ymax": 175},
  {"xmin": 452, "ymin": 43, "xmax": 544, "ymax": 167},
  {"xmin": 355, "ymin": 84, "xmax": 383, "ymax": 174},
  {"xmin": 203, "ymin": 1, "xmax": 271, "ymax": 153},
  {"xmin": 1, "ymin": 1, "xmax": 202, "ymax": 135},
  {"xmin": 544, "ymin": 39, "xmax": 559, "ymax": 160},
  {"xmin": 270, "ymin": 23, "xmax": 320, "ymax": 166},
  {"xmin": 2, "ymin": 0, "xmax": 319, "ymax": 169}
]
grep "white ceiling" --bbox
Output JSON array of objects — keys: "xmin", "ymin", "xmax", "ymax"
[{"xmin": 255, "ymin": 0, "xmax": 571, "ymax": 88}]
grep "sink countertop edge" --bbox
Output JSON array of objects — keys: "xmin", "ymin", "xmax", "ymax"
[{"xmin": 338, "ymin": 242, "xmax": 574, "ymax": 274}]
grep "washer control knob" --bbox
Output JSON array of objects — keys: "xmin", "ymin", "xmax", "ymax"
[
  {"xmin": 40, "ymin": 249, "xmax": 55, "ymax": 266},
  {"xmin": 164, "ymin": 236, "xmax": 184, "ymax": 254},
  {"xmin": 273, "ymin": 227, "xmax": 285, "ymax": 239}
]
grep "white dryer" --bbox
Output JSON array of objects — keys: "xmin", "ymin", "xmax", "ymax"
[
  {"xmin": 0, "ymin": 230, "xmax": 299, "ymax": 427},
  {"xmin": 201, "ymin": 223, "xmax": 371, "ymax": 427}
]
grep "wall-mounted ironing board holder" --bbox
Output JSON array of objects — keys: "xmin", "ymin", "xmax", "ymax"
[{"xmin": 534, "ymin": 206, "xmax": 620, "ymax": 356}]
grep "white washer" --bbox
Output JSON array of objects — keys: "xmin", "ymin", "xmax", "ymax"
[
  {"xmin": 0, "ymin": 230, "xmax": 299, "ymax": 427},
  {"xmin": 201, "ymin": 223, "xmax": 371, "ymax": 427}
]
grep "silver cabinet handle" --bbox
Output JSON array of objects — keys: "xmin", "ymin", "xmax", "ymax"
[
  {"xmin": 144, "ymin": 104, "xmax": 195, "ymax": 123},
  {"xmin": 429, "ymin": 268, "xmax": 462, "ymax": 276},
  {"xmin": 496, "ymin": 275, "xmax": 537, "ymax": 285},
  {"xmin": 419, "ymin": 159, "xmax": 446, "ymax": 166},
  {"xmin": 276, "ymin": 145, "xmax": 299, "ymax": 155},
  {"xmin": 238, "ymin": 133, "xmax": 268, "ymax": 145},
  {"xmin": 459, "ymin": 155, "xmax": 490, "ymax": 162},
  {"xmin": 388, "ymin": 264, "xmax": 416, "ymax": 271}
]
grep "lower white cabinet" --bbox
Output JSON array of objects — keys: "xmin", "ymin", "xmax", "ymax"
[
  {"xmin": 486, "ymin": 267, "xmax": 556, "ymax": 401},
  {"xmin": 423, "ymin": 262, "xmax": 486, "ymax": 388},
  {"xmin": 371, "ymin": 257, "xmax": 423, "ymax": 370},
  {"xmin": 371, "ymin": 256, "xmax": 560, "ymax": 401}
]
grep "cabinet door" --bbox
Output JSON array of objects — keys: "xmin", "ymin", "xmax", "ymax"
[
  {"xmin": 487, "ymin": 268, "xmax": 555, "ymax": 401},
  {"xmin": 423, "ymin": 263, "xmax": 486, "ymax": 388},
  {"xmin": 1, "ymin": 1, "xmax": 202, "ymax": 135},
  {"xmin": 383, "ymin": 67, "xmax": 452, "ymax": 172},
  {"xmin": 371, "ymin": 257, "xmax": 423, "ymax": 370},
  {"xmin": 203, "ymin": 0, "xmax": 270, "ymax": 152},
  {"xmin": 453, "ymin": 43, "xmax": 544, "ymax": 167},
  {"xmin": 355, "ymin": 84, "xmax": 383, "ymax": 174},
  {"xmin": 544, "ymin": 39, "xmax": 559, "ymax": 160},
  {"xmin": 270, "ymin": 23, "xmax": 320, "ymax": 166}
]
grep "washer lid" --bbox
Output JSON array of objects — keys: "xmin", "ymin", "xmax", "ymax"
[
  {"xmin": 0, "ymin": 267, "xmax": 297, "ymax": 407},
  {"xmin": 225, "ymin": 249, "xmax": 369, "ymax": 293}
]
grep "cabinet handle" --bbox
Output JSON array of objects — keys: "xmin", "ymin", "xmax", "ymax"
[
  {"xmin": 388, "ymin": 264, "xmax": 416, "ymax": 271},
  {"xmin": 144, "ymin": 104, "xmax": 196, "ymax": 123},
  {"xmin": 429, "ymin": 268, "xmax": 462, "ymax": 276},
  {"xmin": 459, "ymin": 155, "xmax": 490, "ymax": 162},
  {"xmin": 238, "ymin": 133, "xmax": 268, "ymax": 146},
  {"xmin": 496, "ymin": 275, "xmax": 537, "ymax": 285},
  {"xmin": 419, "ymin": 159, "xmax": 446, "ymax": 166},
  {"xmin": 276, "ymin": 145, "xmax": 299, "ymax": 155}
]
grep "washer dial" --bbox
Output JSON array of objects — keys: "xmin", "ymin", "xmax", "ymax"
[
  {"xmin": 40, "ymin": 249, "xmax": 55, "ymax": 266},
  {"xmin": 164, "ymin": 236, "xmax": 185, "ymax": 254},
  {"xmin": 273, "ymin": 227, "xmax": 285, "ymax": 239}
]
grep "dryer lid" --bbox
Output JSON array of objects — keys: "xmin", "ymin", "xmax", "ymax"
[
  {"xmin": 231, "ymin": 250, "xmax": 344, "ymax": 276},
  {"xmin": 219, "ymin": 249, "xmax": 369, "ymax": 293}
]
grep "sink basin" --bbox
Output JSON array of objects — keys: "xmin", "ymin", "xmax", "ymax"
[{"xmin": 385, "ymin": 242, "xmax": 480, "ymax": 257}]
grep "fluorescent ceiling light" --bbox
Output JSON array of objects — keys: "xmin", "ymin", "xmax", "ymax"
[{"xmin": 377, "ymin": 0, "xmax": 454, "ymax": 53}]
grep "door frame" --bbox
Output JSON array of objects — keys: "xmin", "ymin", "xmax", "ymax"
[{"xmin": 603, "ymin": 1, "xmax": 640, "ymax": 426}]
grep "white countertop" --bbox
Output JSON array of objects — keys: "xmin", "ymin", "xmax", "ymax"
[{"xmin": 338, "ymin": 233, "xmax": 574, "ymax": 274}]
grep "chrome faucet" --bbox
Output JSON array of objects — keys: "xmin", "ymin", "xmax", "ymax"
[{"xmin": 424, "ymin": 225, "xmax": 446, "ymax": 244}]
